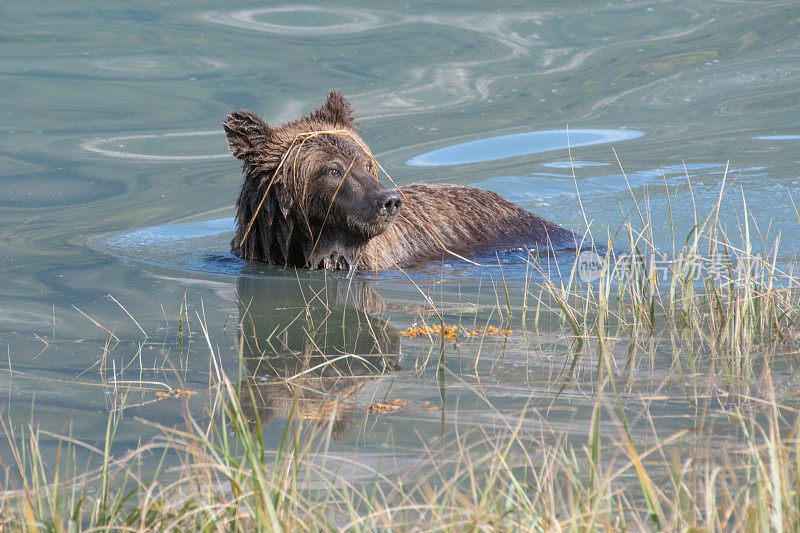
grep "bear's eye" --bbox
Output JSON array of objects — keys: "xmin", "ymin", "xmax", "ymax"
[{"xmin": 326, "ymin": 167, "xmax": 340, "ymax": 178}]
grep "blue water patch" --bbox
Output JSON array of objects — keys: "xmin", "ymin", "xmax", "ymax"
[
  {"xmin": 406, "ymin": 129, "xmax": 644, "ymax": 167},
  {"xmin": 89, "ymin": 217, "xmax": 248, "ymax": 276},
  {"xmin": 707, "ymin": 166, "xmax": 766, "ymax": 175},
  {"xmin": 542, "ymin": 160, "xmax": 609, "ymax": 168},
  {"xmin": 752, "ymin": 135, "xmax": 800, "ymax": 140},
  {"xmin": 102, "ymin": 218, "xmax": 235, "ymax": 246}
]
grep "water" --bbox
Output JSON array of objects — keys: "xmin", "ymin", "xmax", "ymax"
[
  {"xmin": 2, "ymin": 0, "xmax": 800, "ymax": 494},
  {"xmin": 406, "ymin": 128, "xmax": 644, "ymax": 166}
]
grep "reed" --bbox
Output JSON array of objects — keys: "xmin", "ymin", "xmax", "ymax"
[{"xmin": 521, "ymin": 171, "xmax": 799, "ymax": 381}]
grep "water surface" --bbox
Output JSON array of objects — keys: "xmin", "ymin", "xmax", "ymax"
[
  {"xmin": 406, "ymin": 128, "xmax": 644, "ymax": 166},
  {"xmin": 2, "ymin": 0, "xmax": 800, "ymax": 498}
]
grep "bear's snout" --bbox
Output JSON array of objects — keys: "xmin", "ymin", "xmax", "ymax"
[{"xmin": 376, "ymin": 190, "xmax": 402, "ymax": 218}]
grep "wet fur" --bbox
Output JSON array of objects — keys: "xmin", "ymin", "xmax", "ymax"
[
  {"xmin": 225, "ymin": 90, "xmax": 577, "ymax": 270},
  {"xmin": 363, "ymin": 184, "xmax": 575, "ymax": 269}
]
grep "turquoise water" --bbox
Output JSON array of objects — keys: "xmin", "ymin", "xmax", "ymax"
[{"xmin": 1, "ymin": 0, "xmax": 800, "ymax": 492}]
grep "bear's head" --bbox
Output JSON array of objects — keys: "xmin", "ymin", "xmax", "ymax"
[{"xmin": 224, "ymin": 90, "xmax": 402, "ymax": 269}]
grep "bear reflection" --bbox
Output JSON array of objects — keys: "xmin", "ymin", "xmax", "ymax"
[{"xmin": 236, "ymin": 276, "xmax": 400, "ymax": 440}]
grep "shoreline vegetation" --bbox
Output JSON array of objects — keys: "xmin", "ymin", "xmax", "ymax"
[{"xmin": 3, "ymin": 170, "xmax": 799, "ymax": 531}]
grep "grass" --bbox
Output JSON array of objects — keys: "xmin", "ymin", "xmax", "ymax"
[
  {"xmin": 2, "ymin": 347, "xmax": 799, "ymax": 530},
  {"xmin": 524, "ymin": 168, "xmax": 799, "ymax": 380},
  {"xmin": 2, "ymin": 168, "xmax": 800, "ymax": 530}
]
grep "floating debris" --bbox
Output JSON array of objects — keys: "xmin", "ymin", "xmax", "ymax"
[
  {"xmin": 365, "ymin": 399, "xmax": 406, "ymax": 414},
  {"xmin": 365, "ymin": 399, "xmax": 438, "ymax": 414},
  {"xmin": 399, "ymin": 323, "xmax": 511, "ymax": 342},
  {"xmin": 155, "ymin": 389, "xmax": 196, "ymax": 400}
]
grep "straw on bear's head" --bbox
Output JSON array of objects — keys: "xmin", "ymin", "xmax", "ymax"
[
  {"xmin": 224, "ymin": 90, "xmax": 363, "ymax": 166},
  {"xmin": 223, "ymin": 89, "xmax": 373, "ymax": 210}
]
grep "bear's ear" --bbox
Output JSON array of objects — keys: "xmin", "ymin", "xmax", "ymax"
[
  {"xmin": 310, "ymin": 90, "xmax": 356, "ymax": 129},
  {"xmin": 223, "ymin": 110, "xmax": 273, "ymax": 161}
]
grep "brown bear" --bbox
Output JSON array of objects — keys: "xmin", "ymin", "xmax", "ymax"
[{"xmin": 224, "ymin": 90, "xmax": 577, "ymax": 270}]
